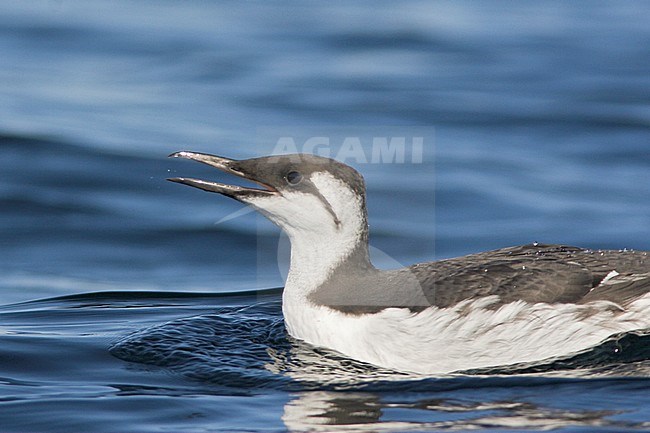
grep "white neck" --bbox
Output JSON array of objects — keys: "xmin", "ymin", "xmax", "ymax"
[
  {"xmin": 280, "ymin": 185, "xmax": 366, "ymax": 339},
  {"xmin": 284, "ymin": 226, "xmax": 358, "ymax": 299},
  {"xmin": 246, "ymin": 171, "xmax": 369, "ymax": 325},
  {"xmin": 283, "ymin": 173, "xmax": 368, "ymax": 301},
  {"xmin": 243, "ymin": 171, "xmax": 370, "ymax": 342}
]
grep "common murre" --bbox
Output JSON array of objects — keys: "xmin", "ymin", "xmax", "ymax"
[{"xmin": 169, "ymin": 151, "xmax": 650, "ymax": 374}]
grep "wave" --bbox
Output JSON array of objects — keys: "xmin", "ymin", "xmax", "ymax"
[{"xmin": 102, "ymin": 290, "xmax": 650, "ymax": 391}]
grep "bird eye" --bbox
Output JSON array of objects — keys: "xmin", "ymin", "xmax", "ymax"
[{"xmin": 286, "ymin": 171, "xmax": 303, "ymax": 185}]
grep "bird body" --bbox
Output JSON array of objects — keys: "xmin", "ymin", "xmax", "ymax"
[{"xmin": 170, "ymin": 151, "xmax": 650, "ymax": 374}]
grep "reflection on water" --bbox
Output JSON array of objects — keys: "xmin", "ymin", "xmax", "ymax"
[
  {"xmin": 283, "ymin": 392, "xmax": 385, "ymax": 432},
  {"xmin": 282, "ymin": 388, "xmax": 643, "ymax": 432}
]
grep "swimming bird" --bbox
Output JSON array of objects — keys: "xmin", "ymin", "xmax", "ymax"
[{"xmin": 168, "ymin": 151, "xmax": 650, "ymax": 374}]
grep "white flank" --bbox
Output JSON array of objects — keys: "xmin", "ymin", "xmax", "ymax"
[{"xmin": 286, "ymin": 293, "xmax": 650, "ymax": 374}]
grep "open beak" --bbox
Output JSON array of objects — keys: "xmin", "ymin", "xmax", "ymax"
[{"xmin": 167, "ymin": 151, "xmax": 278, "ymax": 199}]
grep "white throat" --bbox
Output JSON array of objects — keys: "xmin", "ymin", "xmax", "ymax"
[
  {"xmin": 245, "ymin": 171, "xmax": 368, "ymax": 338},
  {"xmin": 283, "ymin": 172, "xmax": 366, "ymax": 298},
  {"xmin": 248, "ymin": 172, "xmax": 367, "ymax": 296}
]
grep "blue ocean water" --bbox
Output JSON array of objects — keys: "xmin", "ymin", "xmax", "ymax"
[{"xmin": 1, "ymin": 1, "xmax": 650, "ymax": 431}]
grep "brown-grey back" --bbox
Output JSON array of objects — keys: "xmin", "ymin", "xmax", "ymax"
[{"xmin": 309, "ymin": 243, "xmax": 650, "ymax": 314}]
